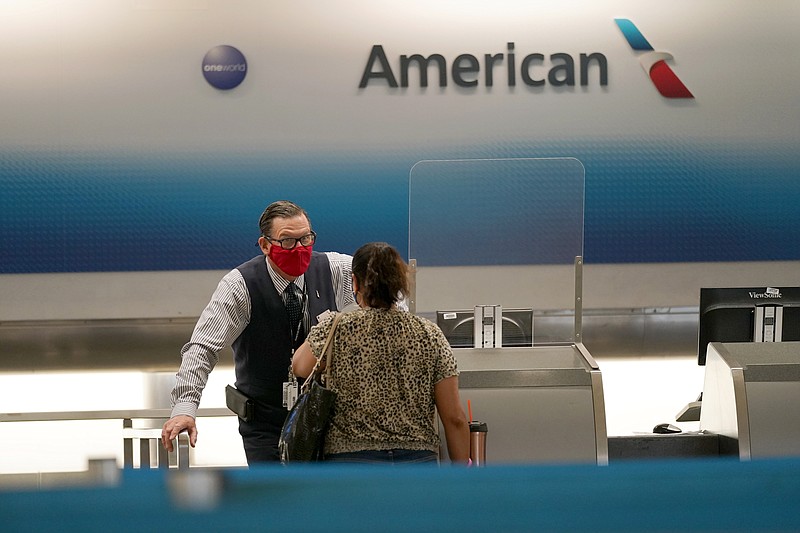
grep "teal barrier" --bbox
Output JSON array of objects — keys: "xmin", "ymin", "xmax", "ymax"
[{"xmin": 3, "ymin": 457, "xmax": 799, "ymax": 532}]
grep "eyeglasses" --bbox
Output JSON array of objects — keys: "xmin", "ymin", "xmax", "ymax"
[{"xmin": 265, "ymin": 231, "xmax": 316, "ymax": 250}]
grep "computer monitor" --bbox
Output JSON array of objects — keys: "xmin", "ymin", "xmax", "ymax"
[
  {"xmin": 697, "ymin": 286, "xmax": 800, "ymax": 365},
  {"xmin": 436, "ymin": 308, "xmax": 534, "ymax": 348}
]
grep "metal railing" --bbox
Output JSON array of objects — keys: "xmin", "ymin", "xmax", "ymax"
[{"xmin": 1, "ymin": 408, "xmax": 233, "ymax": 470}]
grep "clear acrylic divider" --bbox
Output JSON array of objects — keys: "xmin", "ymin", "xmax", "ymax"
[{"xmin": 409, "ymin": 158, "xmax": 585, "ymax": 345}]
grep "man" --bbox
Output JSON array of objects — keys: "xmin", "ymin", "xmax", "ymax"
[{"xmin": 161, "ymin": 200, "xmax": 354, "ymax": 463}]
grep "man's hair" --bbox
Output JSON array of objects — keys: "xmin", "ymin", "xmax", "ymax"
[
  {"xmin": 352, "ymin": 242, "xmax": 409, "ymax": 309},
  {"xmin": 258, "ymin": 200, "xmax": 311, "ymax": 237}
]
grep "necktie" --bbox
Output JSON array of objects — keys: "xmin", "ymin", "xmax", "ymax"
[{"xmin": 285, "ymin": 282, "xmax": 302, "ymax": 339}]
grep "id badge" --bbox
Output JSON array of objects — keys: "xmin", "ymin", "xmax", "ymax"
[{"xmin": 282, "ymin": 380, "xmax": 299, "ymax": 410}]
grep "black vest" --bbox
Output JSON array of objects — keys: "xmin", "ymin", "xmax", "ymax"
[{"xmin": 232, "ymin": 252, "xmax": 337, "ymax": 407}]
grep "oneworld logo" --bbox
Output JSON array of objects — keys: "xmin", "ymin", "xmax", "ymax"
[
  {"xmin": 614, "ymin": 19, "xmax": 693, "ymax": 99},
  {"xmin": 202, "ymin": 45, "xmax": 247, "ymax": 90}
]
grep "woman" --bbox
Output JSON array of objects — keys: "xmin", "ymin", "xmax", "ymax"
[{"xmin": 292, "ymin": 242, "xmax": 470, "ymax": 464}]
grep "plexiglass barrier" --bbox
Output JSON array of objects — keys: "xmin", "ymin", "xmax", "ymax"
[{"xmin": 409, "ymin": 158, "xmax": 585, "ymax": 345}]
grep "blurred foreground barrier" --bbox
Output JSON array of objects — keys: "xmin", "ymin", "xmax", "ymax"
[{"xmin": 3, "ymin": 456, "xmax": 800, "ymax": 532}]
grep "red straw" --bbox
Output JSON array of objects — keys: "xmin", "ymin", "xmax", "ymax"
[{"xmin": 467, "ymin": 399, "xmax": 473, "ymax": 423}]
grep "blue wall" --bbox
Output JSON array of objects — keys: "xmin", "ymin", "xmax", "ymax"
[{"xmin": 3, "ymin": 138, "xmax": 796, "ymax": 272}]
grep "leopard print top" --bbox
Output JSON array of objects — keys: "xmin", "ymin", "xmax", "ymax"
[{"xmin": 306, "ymin": 308, "xmax": 458, "ymax": 455}]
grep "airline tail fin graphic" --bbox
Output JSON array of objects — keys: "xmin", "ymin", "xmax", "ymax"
[{"xmin": 615, "ymin": 18, "xmax": 694, "ymax": 99}]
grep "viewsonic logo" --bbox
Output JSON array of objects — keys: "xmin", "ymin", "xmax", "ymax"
[{"xmin": 615, "ymin": 19, "xmax": 693, "ymax": 99}]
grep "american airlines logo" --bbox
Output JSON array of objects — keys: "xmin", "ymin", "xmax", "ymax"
[
  {"xmin": 614, "ymin": 19, "xmax": 694, "ymax": 99},
  {"xmin": 359, "ymin": 43, "xmax": 608, "ymax": 89},
  {"xmin": 358, "ymin": 19, "xmax": 695, "ymax": 99}
]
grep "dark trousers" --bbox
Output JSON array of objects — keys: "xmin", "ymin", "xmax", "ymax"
[{"xmin": 237, "ymin": 401, "xmax": 287, "ymax": 464}]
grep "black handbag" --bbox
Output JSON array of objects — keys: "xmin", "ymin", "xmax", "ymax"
[{"xmin": 278, "ymin": 312, "xmax": 342, "ymax": 464}]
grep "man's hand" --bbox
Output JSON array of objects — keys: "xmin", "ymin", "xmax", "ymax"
[{"xmin": 161, "ymin": 415, "xmax": 197, "ymax": 452}]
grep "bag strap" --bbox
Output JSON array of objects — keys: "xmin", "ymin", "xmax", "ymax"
[{"xmin": 322, "ymin": 312, "xmax": 343, "ymax": 383}]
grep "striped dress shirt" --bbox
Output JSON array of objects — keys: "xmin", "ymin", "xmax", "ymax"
[{"xmin": 170, "ymin": 252, "xmax": 353, "ymax": 419}]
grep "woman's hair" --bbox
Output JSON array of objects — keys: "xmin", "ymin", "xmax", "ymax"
[
  {"xmin": 352, "ymin": 242, "xmax": 409, "ymax": 309},
  {"xmin": 258, "ymin": 200, "xmax": 311, "ymax": 238}
]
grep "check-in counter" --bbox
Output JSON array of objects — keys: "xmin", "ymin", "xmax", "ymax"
[
  {"xmin": 441, "ymin": 343, "xmax": 608, "ymax": 465},
  {"xmin": 701, "ymin": 341, "xmax": 800, "ymax": 459}
]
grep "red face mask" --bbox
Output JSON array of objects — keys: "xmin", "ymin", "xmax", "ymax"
[{"xmin": 269, "ymin": 244, "xmax": 313, "ymax": 277}]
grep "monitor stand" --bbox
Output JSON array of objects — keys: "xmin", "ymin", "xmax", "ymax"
[{"xmin": 676, "ymin": 392, "xmax": 702, "ymax": 422}]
